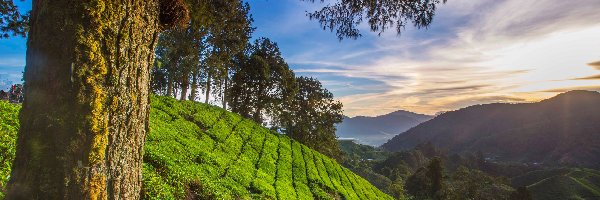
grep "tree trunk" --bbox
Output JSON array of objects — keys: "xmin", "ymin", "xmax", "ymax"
[
  {"xmin": 6, "ymin": 1, "xmax": 162, "ymax": 199},
  {"xmin": 180, "ymin": 71, "xmax": 189, "ymax": 101},
  {"xmin": 167, "ymin": 74, "xmax": 174, "ymax": 97},
  {"xmin": 205, "ymin": 72, "xmax": 211, "ymax": 104},
  {"xmin": 222, "ymin": 76, "xmax": 228, "ymax": 109},
  {"xmin": 189, "ymin": 70, "xmax": 198, "ymax": 101}
]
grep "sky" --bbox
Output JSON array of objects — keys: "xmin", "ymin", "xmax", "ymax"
[{"xmin": 1, "ymin": 0, "xmax": 600, "ymax": 117}]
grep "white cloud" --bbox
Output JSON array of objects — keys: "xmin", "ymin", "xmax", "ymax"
[{"xmin": 289, "ymin": 0, "xmax": 600, "ymax": 116}]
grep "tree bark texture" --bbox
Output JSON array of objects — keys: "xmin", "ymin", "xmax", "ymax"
[
  {"xmin": 204, "ymin": 73, "xmax": 211, "ymax": 104},
  {"xmin": 166, "ymin": 75, "xmax": 174, "ymax": 97},
  {"xmin": 7, "ymin": 0, "xmax": 161, "ymax": 199},
  {"xmin": 179, "ymin": 71, "xmax": 189, "ymax": 101},
  {"xmin": 189, "ymin": 70, "xmax": 198, "ymax": 101},
  {"xmin": 222, "ymin": 73, "xmax": 227, "ymax": 110}
]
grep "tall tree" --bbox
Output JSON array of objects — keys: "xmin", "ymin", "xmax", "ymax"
[
  {"xmin": 203, "ymin": 0, "xmax": 252, "ymax": 108},
  {"xmin": 405, "ymin": 157, "xmax": 446, "ymax": 200},
  {"xmin": 227, "ymin": 38, "xmax": 295, "ymax": 124},
  {"xmin": 6, "ymin": 0, "xmax": 188, "ymax": 199},
  {"xmin": 280, "ymin": 76, "xmax": 343, "ymax": 160},
  {"xmin": 151, "ymin": 0, "xmax": 252, "ymax": 104}
]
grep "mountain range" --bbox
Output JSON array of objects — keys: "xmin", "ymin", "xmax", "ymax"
[
  {"xmin": 336, "ymin": 110, "xmax": 432, "ymax": 146},
  {"xmin": 381, "ymin": 90, "xmax": 600, "ymax": 168}
]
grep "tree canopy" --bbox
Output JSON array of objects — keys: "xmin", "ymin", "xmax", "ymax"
[
  {"xmin": 1, "ymin": 0, "xmax": 447, "ymax": 40},
  {"xmin": 0, "ymin": 0, "xmax": 28, "ymax": 38},
  {"xmin": 305, "ymin": 0, "xmax": 447, "ymax": 39}
]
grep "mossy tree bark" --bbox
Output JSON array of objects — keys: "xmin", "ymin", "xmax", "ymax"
[{"xmin": 5, "ymin": 0, "xmax": 174, "ymax": 199}]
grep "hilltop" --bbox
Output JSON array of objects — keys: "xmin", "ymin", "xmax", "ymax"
[
  {"xmin": 337, "ymin": 110, "xmax": 432, "ymax": 146},
  {"xmin": 381, "ymin": 90, "xmax": 600, "ymax": 168},
  {"xmin": 0, "ymin": 97, "xmax": 391, "ymax": 199}
]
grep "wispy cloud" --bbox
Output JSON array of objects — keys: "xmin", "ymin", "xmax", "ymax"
[
  {"xmin": 541, "ymin": 86, "xmax": 600, "ymax": 93},
  {"xmin": 589, "ymin": 61, "xmax": 600, "ymax": 70},
  {"xmin": 271, "ymin": 0, "xmax": 600, "ymax": 116},
  {"xmin": 574, "ymin": 74, "xmax": 600, "ymax": 80}
]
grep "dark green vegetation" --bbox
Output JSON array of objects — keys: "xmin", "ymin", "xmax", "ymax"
[
  {"xmin": 155, "ymin": 32, "xmax": 344, "ymax": 160},
  {"xmin": 382, "ymin": 91, "xmax": 600, "ymax": 168},
  {"xmin": 337, "ymin": 110, "xmax": 432, "ymax": 146},
  {"xmin": 340, "ymin": 140, "xmax": 391, "ymax": 163},
  {"xmin": 512, "ymin": 168, "xmax": 600, "ymax": 200},
  {"xmin": 0, "ymin": 98, "xmax": 391, "ymax": 199},
  {"xmin": 336, "ymin": 91, "xmax": 600, "ymax": 200},
  {"xmin": 341, "ymin": 139, "xmax": 600, "ymax": 199},
  {"xmin": 339, "ymin": 140, "xmax": 394, "ymax": 194},
  {"xmin": 0, "ymin": 101, "xmax": 17, "ymax": 199},
  {"xmin": 340, "ymin": 140, "xmax": 521, "ymax": 200}
]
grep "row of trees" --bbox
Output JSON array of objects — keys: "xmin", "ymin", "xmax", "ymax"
[
  {"xmin": 228, "ymin": 39, "xmax": 344, "ymax": 158},
  {"xmin": 151, "ymin": 0, "xmax": 253, "ymax": 106},
  {"xmin": 149, "ymin": 3, "xmax": 344, "ymax": 159}
]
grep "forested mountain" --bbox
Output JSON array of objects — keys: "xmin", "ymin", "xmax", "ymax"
[
  {"xmin": 0, "ymin": 97, "xmax": 391, "ymax": 199},
  {"xmin": 381, "ymin": 90, "xmax": 600, "ymax": 168},
  {"xmin": 337, "ymin": 110, "xmax": 432, "ymax": 146}
]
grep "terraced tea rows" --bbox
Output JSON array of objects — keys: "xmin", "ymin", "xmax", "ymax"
[{"xmin": 142, "ymin": 96, "xmax": 392, "ymax": 199}]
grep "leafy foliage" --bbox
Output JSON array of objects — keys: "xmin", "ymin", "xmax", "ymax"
[
  {"xmin": 227, "ymin": 40, "xmax": 344, "ymax": 159},
  {"xmin": 145, "ymin": 96, "xmax": 389, "ymax": 199},
  {"xmin": 0, "ymin": 96, "xmax": 391, "ymax": 199},
  {"xmin": 0, "ymin": 101, "xmax": 18, "ymax": 199},
  {"xmin": 152, "ymin": 0, "xmax": 253, "ymax": 103},
  {"xmin": 279, "ymin": 76, "xmax": 344, "ymax": 160},
  {"xmin": 445, "ymin": 167, "xmax": 514, "ymax": 200},
  {"xmin": 227, "ymin": 38, "xmax": 295, "ymax": 123},
  {"xmin": 305, "ymin": 0, "xmax": 447, "ymax": 40},
  {"xmin": 512, "ymin": 168, "xmax": 600, "ymax": 200},
  {"xmin": 0, "ymin": 0, "xmax": 28, "ymax": 38}
]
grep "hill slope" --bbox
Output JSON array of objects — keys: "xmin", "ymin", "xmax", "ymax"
[
  {"xmin": 381, "ymin": 90, "xmax": 600, "ymax": 168},
  {"xmin": 337, "ymin": 111, "xmax": 432, "ymax": 146},
  {"xmin": 0, "ymin": 98, "xmax": 392, "ymax": 199},
  {"xmin": 512, "ymin": 168, "xmax": 600, "ymax": 200}
]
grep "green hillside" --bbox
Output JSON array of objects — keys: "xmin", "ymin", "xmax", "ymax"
[
  {"xmin": 512, "ymin": 168, "xmax": 600, "ymax": 200},
  {"xmin": 0, "ymin": 98, "xmax": 392, "ymax": 199}
]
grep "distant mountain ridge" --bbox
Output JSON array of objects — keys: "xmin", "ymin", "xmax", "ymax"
[
  {"xmin": 381, "ymin": 90, "xmax": 600, "ymax": 168},
  {"xmin": 336, "ymin": 110, "xmax": 433, "ymax": 146}
]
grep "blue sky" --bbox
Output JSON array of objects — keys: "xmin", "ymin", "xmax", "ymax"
[
  {"xmin": 1, "ymin": 0, "xmax": 600, "ymax": 116},
  {"xmin": 0, "ymin": 0, "xmax": 29, "ymax": 91}
]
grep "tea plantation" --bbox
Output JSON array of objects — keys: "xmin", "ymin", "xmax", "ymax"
[{"xmin": 0, "ymin": 97, "xmax": 392, "ymax": 199}]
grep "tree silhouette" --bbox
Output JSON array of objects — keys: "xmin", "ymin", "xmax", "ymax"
[{"xmin": 305, "ymin": 0, "xmax": 447, "ymax": 40}]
